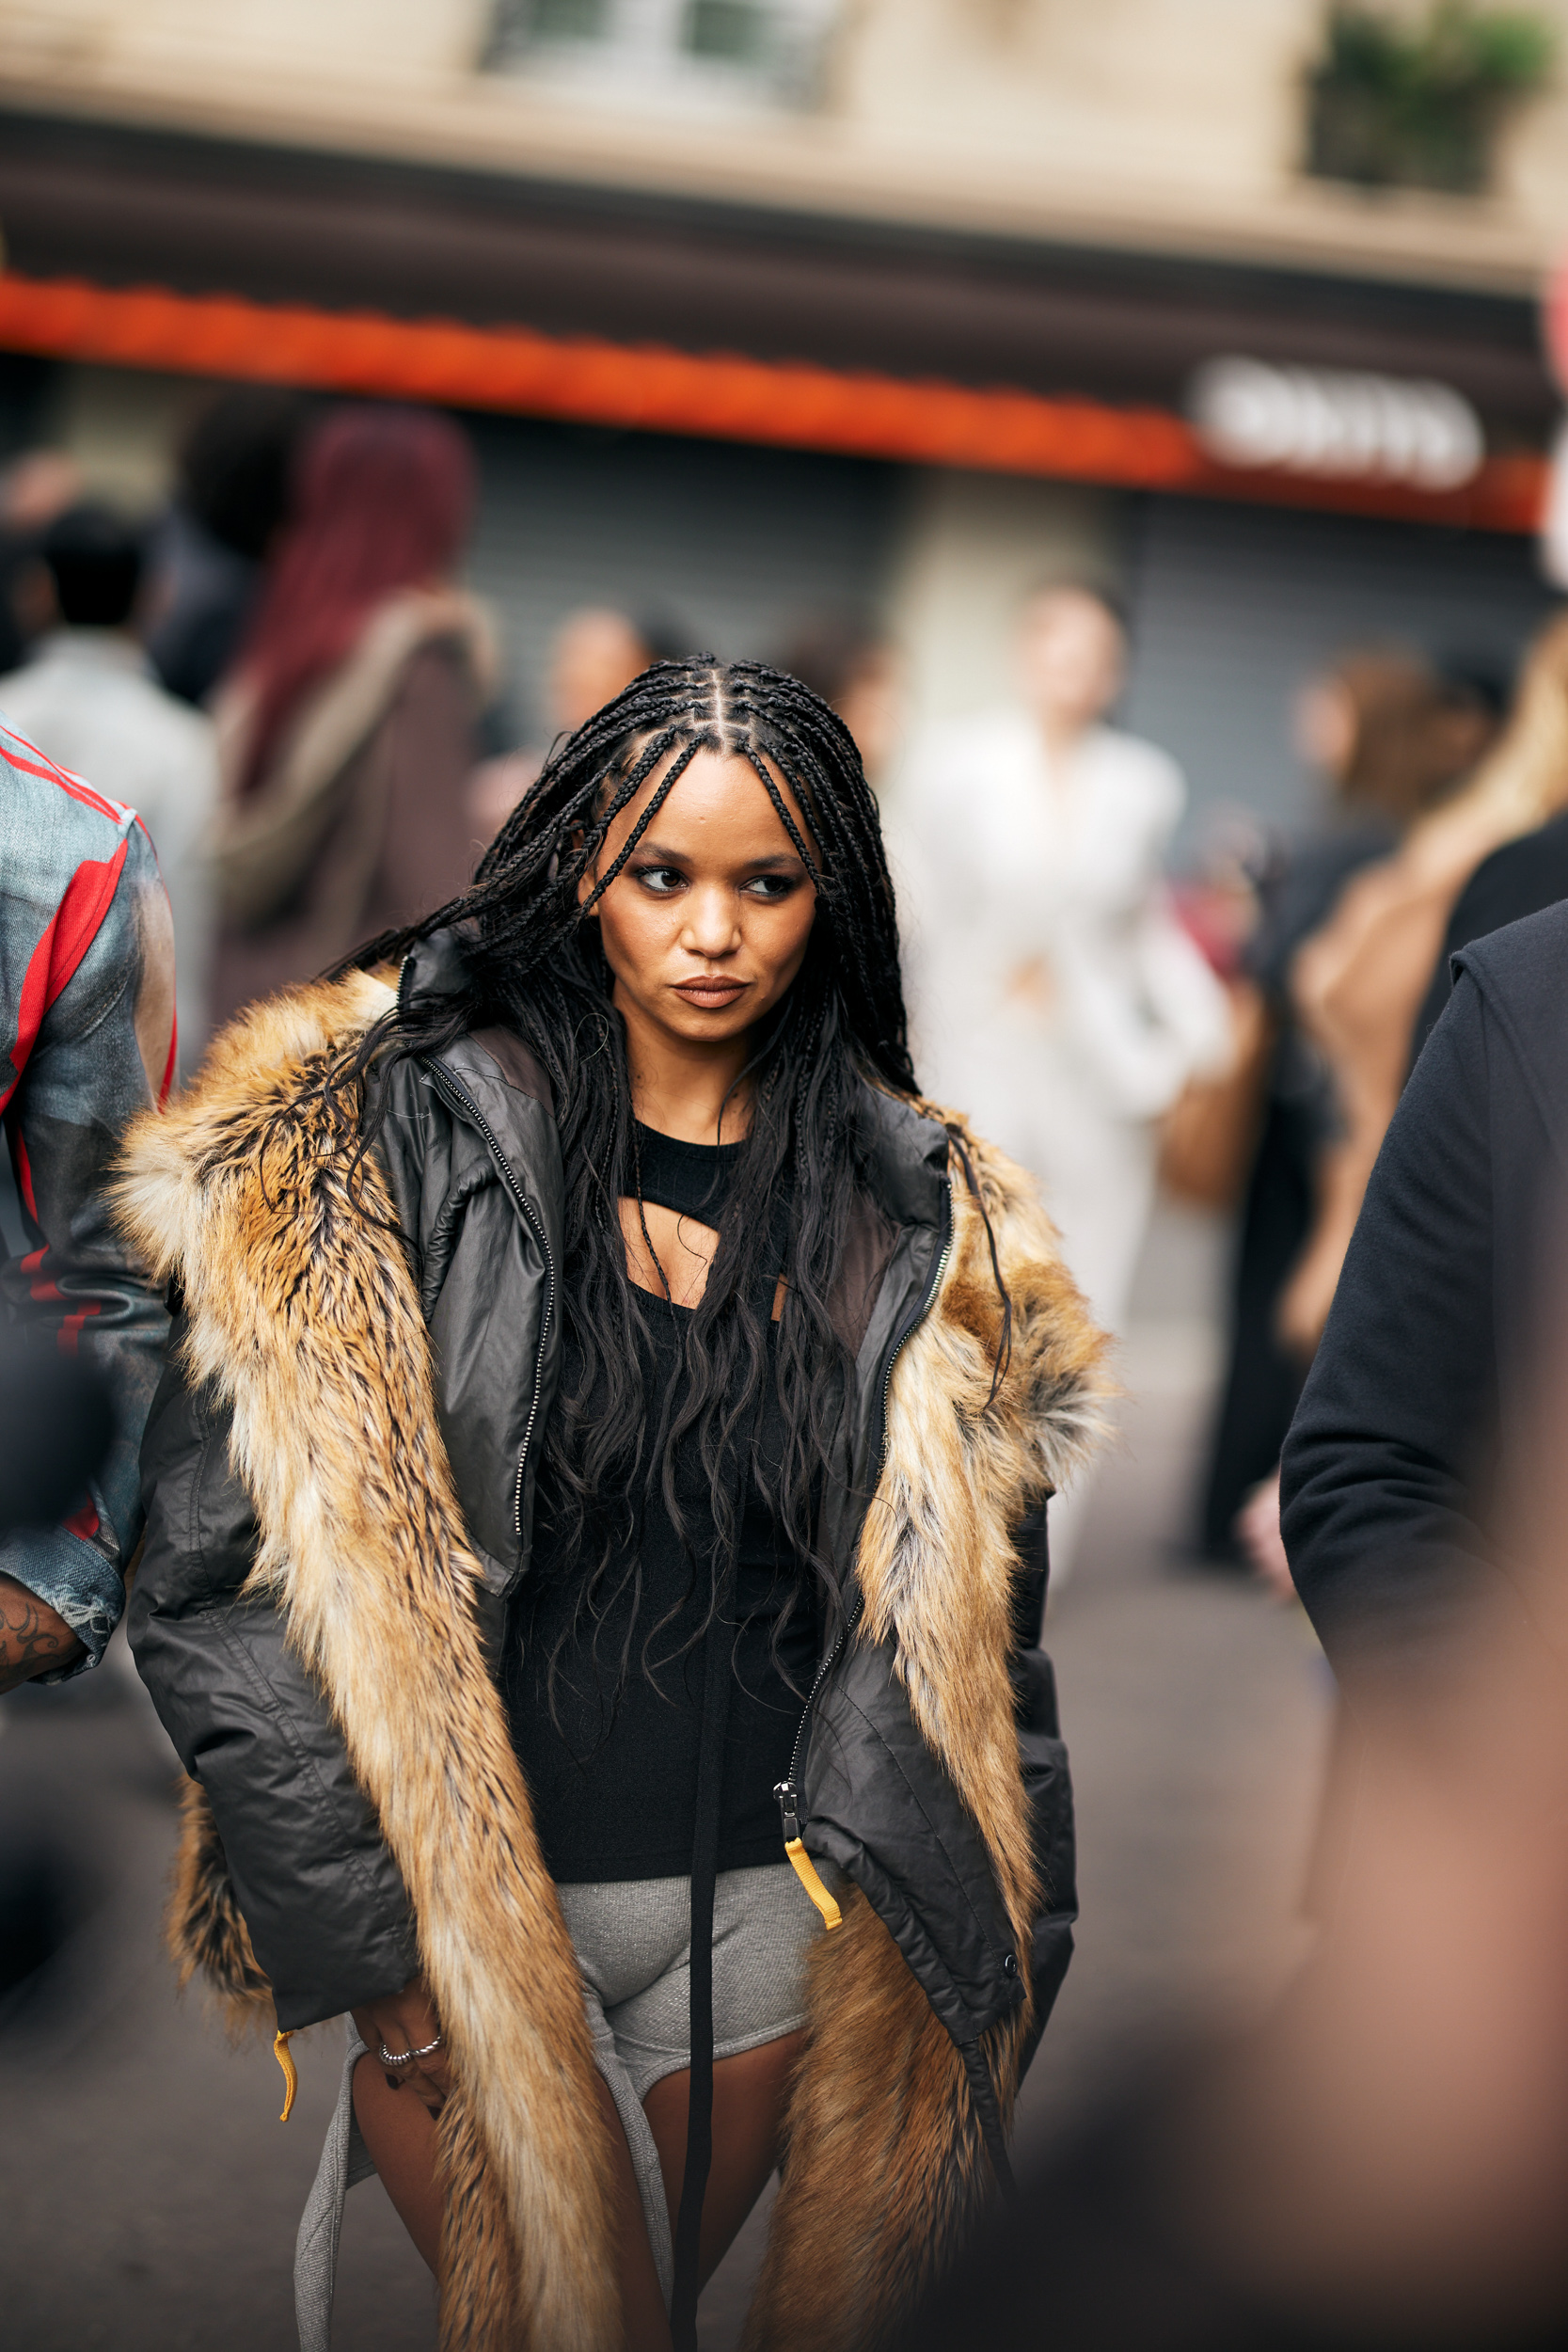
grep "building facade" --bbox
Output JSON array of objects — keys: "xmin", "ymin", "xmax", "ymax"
[{"xmin": 0, "ymin": 0, "xmax": 1562, "ymax": 828}]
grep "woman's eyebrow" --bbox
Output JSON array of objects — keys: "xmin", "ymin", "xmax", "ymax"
[{"xmin": 631, "ymin": 840, "xmax": 805, "ymax": 870}]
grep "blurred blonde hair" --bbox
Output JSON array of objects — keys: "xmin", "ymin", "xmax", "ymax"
[{"xmin": 1411, "ymin": 609, "xmax": 1568, "ymax": 866}]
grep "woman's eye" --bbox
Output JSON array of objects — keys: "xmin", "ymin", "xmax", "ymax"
[
  {"xmin": 636, "ymin": 866, "xmax": 686, "ymax": 896},
  {"xmin": 745, "ymin": 875, "xmax": 798, "ymax": 901}
]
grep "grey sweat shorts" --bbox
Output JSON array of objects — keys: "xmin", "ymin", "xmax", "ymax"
[
  {"xmin": 562, "ymin": 1861, "xmax": 830, "ymax": 2304},
  {"xmin": 293, "ymin": 1860, "xmax": 829, "ymax": 2346}
]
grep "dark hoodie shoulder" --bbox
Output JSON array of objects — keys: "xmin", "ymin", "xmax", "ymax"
[
  {"xmin": 1448, "ymin": 897, "xmax": 1568, "ymax": 1180},
  {"xmin": 1282, "ymin": 902, "xmax": 1568, "ymax": 1681}
]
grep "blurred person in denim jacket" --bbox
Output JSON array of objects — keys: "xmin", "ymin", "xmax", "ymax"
[
  {"xmin": 0, "ymin": 501, "xmax": 219, "ymax": 1073},
  {"xmin": 0, "ymin": 723, "xmax": 174, "ymax": 1689}
]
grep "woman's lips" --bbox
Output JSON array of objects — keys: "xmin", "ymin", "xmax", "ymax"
[{"xmin": 672, "ymin": 977, "xmax": 749, "ymax": 1009}]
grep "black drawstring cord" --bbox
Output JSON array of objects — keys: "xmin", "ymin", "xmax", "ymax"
[
  {"xmin": 669, "ymin": 1558, "xmax": 736, "ymax": 2349},
  {"xmin": 670, "ymin": 1319, "xmax": 772, "ymax": 2349}
]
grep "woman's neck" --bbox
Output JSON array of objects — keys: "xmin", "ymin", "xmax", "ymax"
[
  {"xmin": 1034, "ymin": 708, "xmax": 1093, "ymax": 767},
  {"xmin": 616, "ymin": 988, "xmax": 754, "ymax": 1145}
]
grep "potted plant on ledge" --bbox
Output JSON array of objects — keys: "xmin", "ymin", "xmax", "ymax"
[{"xmin": 1306, "ymin": 1, "xmax": 1555, "ymax": 194}]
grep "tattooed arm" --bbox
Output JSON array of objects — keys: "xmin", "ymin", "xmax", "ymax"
[{"xmin": 0, "ymin": 1572, "xmax": 83, "ymax": 1691}]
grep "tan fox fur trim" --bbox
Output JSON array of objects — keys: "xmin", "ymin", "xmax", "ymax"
[
  {"xmin": 117, "ymin": 979, "xmax": 1109, "ymax": 2352},
  {"xmin": 115, "ymin": 971, "xmax": 618, "ymax": 2352},
  {"xmin": 747, "ymin": 1111, "xmax": 1110, "ymax": 2348},
  {"xmin": 167, "ymin": 1775, "xmax": 273, "ymax": 2042}
]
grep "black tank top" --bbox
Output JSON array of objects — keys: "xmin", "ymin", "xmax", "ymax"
[{"xmin": 504, "ymin": 1123, "xmax": 817, "ymax": 1883}]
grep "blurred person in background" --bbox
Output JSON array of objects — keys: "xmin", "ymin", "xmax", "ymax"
[
  {"xmin": 897, "ymin": 579, "xmax": 1229, "ymax": 1584},
  {"xmin": 208, "ymin": 403, "xmax": 495, "ymax": 1025},
  {"xmin": 0, "ymin": 449, "xmax": 84, "ymax": 678},
  {"xmin": 908, "ymin": 919, "xmax": 1568, "ymax": 2349},
  {"xmin": 468, "ymin": 605, "xmax": 691, "ymax": 841},
  {"xmin": 1200, "ymin": 648, "xmax": 1497, "ymax": 1563},
  {"xmin": 0, "ymin": 721, "xmax": 173, "ymax": 1692},
  {"xmin": 550, "ymin": 607, "xmax": 689, "ymax": 735},
  {"xmin": 781, "ymin": 613, "xmax": 903, "ymax": 783},
  {"xmin": 1411, "ymin": 633, "xmax": 1568, "ymax": 1061},
  {"xmin": 147, "ymin": 386, "xmax": 311, "ymax": 710},
  {"xmin": 1280, "ymin": 887, "xmax": 1568, "ymax": 2051},
  {"xmin": 0, "ymin": 500, "xmax": 218, "ymax": 1070},
  {"xmin": 912, "ymin": 1433, "xmax": 1568, "ymax": 2350},
  {"xmin": 119, "ymin": 659, "xmax": 1103, "ymax": 2351},
  {"xmin": 1277, "ymin": 612, "xmax": 1568, "ymax": 1362},
  {"xmin": 1283, "ymin": 889, "xmax": 1568, "ymax": 1691}
]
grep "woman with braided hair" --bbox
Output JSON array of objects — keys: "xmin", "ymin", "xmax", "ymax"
[{"xmin": 116, "ymin": 659, "xmax": 1108, "ymax": 2351}]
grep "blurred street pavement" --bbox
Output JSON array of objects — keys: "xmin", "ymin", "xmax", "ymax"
[{"xmin": 0, "ymin": 1209, "xmax": 1331, "ymax": 2351}]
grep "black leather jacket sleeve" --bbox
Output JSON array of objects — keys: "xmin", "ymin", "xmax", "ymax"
[{"xmin": 128, "ymin": 1338, "xmax": 418, "ymax": 2030}]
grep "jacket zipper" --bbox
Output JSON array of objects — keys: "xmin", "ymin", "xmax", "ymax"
[
  {"xmin": 424, "ymin": 1060, "xmax": 557, "ymax": 1543},
  {"xmin": 774, "ymin": 1177, "xmax": 956, "ymax": 1861}
]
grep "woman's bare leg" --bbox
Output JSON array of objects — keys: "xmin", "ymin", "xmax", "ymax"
[
  {"xmin": 642, "ymin": 2029, "xmax": 808, "ymax": 2290},
  {"xmin": 352, "ymin": 2053, "xmax": 443, "ymax": 2272},
  {"xmin": 595, "ymin": 2075, "xmax": 674, "ymax": 2352},
  {"xmin": 352, "ymin": 2054, "xmax": 672, "ymax": 2351}
]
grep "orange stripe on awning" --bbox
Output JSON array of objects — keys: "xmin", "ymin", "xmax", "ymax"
[{"xmin": 0, "ymin": 269, "xmax": 1545, "ymax": 532}]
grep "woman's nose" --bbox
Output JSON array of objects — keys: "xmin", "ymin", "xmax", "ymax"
[{"xmin": 681, "ymin": 886, "xmax": 740, "ymax": 956}]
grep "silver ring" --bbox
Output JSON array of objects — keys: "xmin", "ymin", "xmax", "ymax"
[{"xmin": 377, "ymin": 2029, "xmax": 442, "ymax": 2067}]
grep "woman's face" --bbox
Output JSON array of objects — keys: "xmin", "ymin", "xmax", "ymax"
[
  {"xmin": 580, "ymin": 744, "xmax": 818, "ymax": 1053},
  {"xmin": 1294, "ymin": 675, "xmax": 1357, "ymax": 782},
  {"xmin": 1016, "ymin": 589, "xmax": 1125, "ymax": 734}
]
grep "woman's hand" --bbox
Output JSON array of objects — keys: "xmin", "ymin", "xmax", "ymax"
[{"xmin": 352, "ymin": 1975, "xmax": 451, "ymax": 2117}]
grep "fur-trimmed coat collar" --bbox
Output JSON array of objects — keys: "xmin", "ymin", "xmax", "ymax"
[{"xmin": 115, "ymin": 973, "xmax": 1109, "ymax": 2351}]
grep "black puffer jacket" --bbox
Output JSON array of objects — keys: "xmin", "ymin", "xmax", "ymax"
[{"xmin": 119, "ymin": 932, "xmax": 1108, "ymax": 2347}]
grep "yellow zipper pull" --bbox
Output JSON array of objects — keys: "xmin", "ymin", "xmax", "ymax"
[
  {"xmin": 273, "ymin": 2029, "xmax": 298, "ymax": 2122},
  {"xmin": 785, "ymin": 1836, "xmax": 843, "ymax": 1931},
  {"xmin": 776, "ymin": 1781, "xmax": 842, "ymax": 1930}
]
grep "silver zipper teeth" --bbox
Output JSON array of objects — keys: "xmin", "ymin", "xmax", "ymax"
[
  {"xmin": 426, "ymin": 1062, "xmax": 556, "ymax": 1543},
  {"xmin": 780, "ymin": 1177, "xmax": 956, "ymax": 1805}
]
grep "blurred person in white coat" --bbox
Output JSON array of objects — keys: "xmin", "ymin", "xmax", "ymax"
[
  {"xmin": 896, "ymin": 582, "xmax": 1230, "ymax": 1581},
  {"xmin": 0, "ymin": 501, "xmax": 217, "ymax": 1072}
]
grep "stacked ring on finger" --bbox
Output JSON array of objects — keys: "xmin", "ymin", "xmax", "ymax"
[{"xmin": 377, "ymin": 2030, "xmax": 443, "ymax": 2067}]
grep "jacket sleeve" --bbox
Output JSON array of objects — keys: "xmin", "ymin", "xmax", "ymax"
[
  {"xmin": 129, "ymin": 1338, "xmax": 418, "ymax": 2029},
  {"xmin": 1009, "ymin": 1498, "xmax": 1076, "ymax": 2067},
  {"xmin": 0, "ymin": 819, "xmax": 173, "ymax": 1669},
  {"xmin": 1280, "ymin": 972, "xmax": 1499, "ymax": 1685}
]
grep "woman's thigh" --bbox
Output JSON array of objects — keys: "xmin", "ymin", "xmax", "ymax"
[
  {"xmin": 642, "ymin": 2029, "xmax": 808, "ymax": 2289},
  {"xmin": 353, "ymin": 2044, "xmax": 678, "ymax": 2349}
]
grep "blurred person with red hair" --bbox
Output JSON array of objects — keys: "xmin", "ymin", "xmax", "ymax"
[{"xmin": 208, "ymin": 403, "xmax": 496, "ymax": 1027}]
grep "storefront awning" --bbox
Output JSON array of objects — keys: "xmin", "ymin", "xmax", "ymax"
[{"xmin": 0, "ymin": 268, "xmax": 1544, "ymax": 532}]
